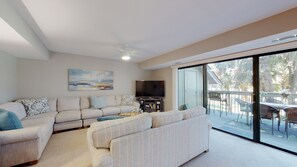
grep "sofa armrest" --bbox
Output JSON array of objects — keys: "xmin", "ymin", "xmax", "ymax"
[
  {"xmin": 0, "ymin": 127, "xmax": 39, "ymax": 145},
  {"xmin": 87, "ymin": 128, "xmax": 114, "ymax": 167},
  {"xmin": 91, "ymin": 149, "xmax": 114, "ymax": 167},
  {"xmin": 132, "ymin": 101, "xmax": 140, "ymax": 109}
]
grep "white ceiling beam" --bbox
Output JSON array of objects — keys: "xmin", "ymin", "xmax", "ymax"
[{"xmin": 0, "ymin": 0, "xmax": 49, "ymax": 59}]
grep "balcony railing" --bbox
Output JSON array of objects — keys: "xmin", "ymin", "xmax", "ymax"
[{"xmin": 208, "ymin": 90, "xmax": 297, "ymax": 115}]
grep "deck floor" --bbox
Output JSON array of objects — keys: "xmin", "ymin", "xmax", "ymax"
[{"xmin": 209, "ymin": 109, "xmax": 297, "ymax": 153}]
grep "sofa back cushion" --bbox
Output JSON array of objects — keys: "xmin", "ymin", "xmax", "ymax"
[
  {"xmin": 80, "ymin": 97, "xmax": 90, "ymax": 109},
  {"xmin": 106, "ymin": 95, "xmax": 116, "ymax": 107},
  {"xmin": 48, "ymin": 98, "xmax": 57, "ymax": 112},
  {"xmin": 0, "ymin": 109, "xmax": 23, "ymax": 131},
  {"xmin": 115, "ymin": 95, "xmax": 122, "ymax": 106},
  {"xmin": 90, "ymin": 96, "xmax": 107, "ymax": 109},
  {"xmin": 0, "ymin": 102, "xmax": 26, "ymax": 120},
  {"xmin": 90, "ymin": 113, "xmax": 152, "ymax": 148},
  {"xmin": 58, "ymin": 97, "xmax": 80, "ymax": 112},
  {"xmin": 150, "ymin": 111, "xmax": 183, "ymax": 128},
  {"xmin": 180, "ymin": 106, "xmax": 206, "ymax": 120}
]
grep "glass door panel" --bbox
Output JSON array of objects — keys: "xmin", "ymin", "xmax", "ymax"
[
  {"xmin": 207, "ymin": 58, "xmax": 253, "ymax": 139},
  {"xmin": 259, "ymin": 51, "xmax": 297, "ymax": 153},
  {"xmin": 178, "ymin": 66, "xmax": 203, "ymax": 109}
]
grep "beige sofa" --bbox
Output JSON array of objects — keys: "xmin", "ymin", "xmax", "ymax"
[
  {"xmin": 0, "ymin": 95, "xmax": 139, "ymax": 167},
  {"xmin": 81, "ymin": 95, "xmax": 140, "ymax": 127},
  {"xmin": 87, "ymin": 106, "xmax": 210, "ymax": 167},
  {"xmin": 0, "ymin": 101, "xmax": 57, "ymax": 167}
]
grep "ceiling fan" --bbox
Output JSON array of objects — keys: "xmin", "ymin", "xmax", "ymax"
[{"xmin": 118, "ymin": 44, "xmax": 139, "ymax": 61}]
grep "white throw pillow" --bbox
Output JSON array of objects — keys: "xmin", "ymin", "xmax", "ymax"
[
  {"xmin": 121, "ymin": 95, "xmax": 134, "ymax": 106},
  {"xmin": 17, "ymin": 97, "xmax": 50, "ymax": 117}
]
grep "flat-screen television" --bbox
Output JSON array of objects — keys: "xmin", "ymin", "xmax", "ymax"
[{"xmin": 136, "ymin": 80, "xmax": 165, "ymax": 98}]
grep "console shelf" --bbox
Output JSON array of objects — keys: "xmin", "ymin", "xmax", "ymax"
[{"xmin": 137, "ymin": 97, "xmax": 164, "ymax": 112}]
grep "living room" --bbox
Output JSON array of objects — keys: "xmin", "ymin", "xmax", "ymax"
[{"xmin": 1, "ymin": 0, "xmax": 297, "ymax": 167}]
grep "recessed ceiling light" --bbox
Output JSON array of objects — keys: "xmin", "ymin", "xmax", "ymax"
[{"xmin": 121, "ymin": 55, "xmax": 130, "ymax": 61}]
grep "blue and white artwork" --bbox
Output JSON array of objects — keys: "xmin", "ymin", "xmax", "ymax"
[{"xmin": 68, "ymin": 69, "xmax": 113, "ymax": 91}]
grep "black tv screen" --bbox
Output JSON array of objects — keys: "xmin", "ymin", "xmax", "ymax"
[{"xmin": 136, "ymin": 81, "xmax": 165, "ymax": 97}]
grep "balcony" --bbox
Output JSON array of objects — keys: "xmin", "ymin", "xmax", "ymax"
[{"xmin": 208, "ymin": 90, "xmax": 297, "ymax": 152}]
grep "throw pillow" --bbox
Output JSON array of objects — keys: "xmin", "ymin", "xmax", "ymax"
[
  {"xmin": 17, "ymin": 97, "xmax": 50, "ymax": 117},
  {"xmin": 90, "ymin": 96, "xmax": 107, "ymax": 109},
  {"xmin": 0, "ymin": 109, "xmax": 23, "ymax": 131},
  {"xmin": 121, "ymin": 95, "xmax": 134, "ymax": 106}
]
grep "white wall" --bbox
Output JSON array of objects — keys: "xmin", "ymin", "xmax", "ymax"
[
  {"xmin": 151, "ymin": 67, "xmax": 172, "ymax": 111},
  {"xmin": 0, "ymin": 52, "xmax": 18, "ymax": 103},
  {"xmin": 17, "ymin": 52, "xmax": 151, "ymax": 98}
]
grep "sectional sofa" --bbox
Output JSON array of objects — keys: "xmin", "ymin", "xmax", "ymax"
[
  {"xmin": 87, "ymin": 106, "xmax": 210, "ymax": 167},
  {"xmin": 0, "ymin": 95, "xmax": 139, "ymax": 167}
]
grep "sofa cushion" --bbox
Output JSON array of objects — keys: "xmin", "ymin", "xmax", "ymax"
[
  {"xmin": 81, "ymin": 109, "xmax": 103, "ymax": 119},
  {"xmin": 90, "ymin": 96, "xmax": 107, "ymax": 109},
  {"xmin": 118, "ymin": 106, "xmax": 135, "ymax": 113},
  {"xmin": 58, "ymin": 97, "xmax": 80, "ymax": 112},
  {"xmin": 17, "ymin": 97, "xmax": 50, "ymax": 116},
  {"xmin": 48, "ymin": 98, "xmax": 57, "ymax": 112},
  {"xmin": 80, "ymin": 97, "xmax": 90, "ymax": 109},
  {"xmin": 150, "ymin": 111, "xmax": 183, "ymax": 128},
  {"xmin": 0, "ymin": 102, "xmax": 26, "ymax": 120},
  {"xmin": 101, "ymin": 107, "xmax": 120, "ymax": 116},
  {"xmin": 115, "ymin": 95, "xmax": 122, "ymax": 106},
  {"xmin": 22, "ymin": 111, "xmax": 58, "ymax": 123},
  {"xmin": 0, "ymin": 109, "xmax": 23, "ymax": 131},
  {"xmin": 90, "ymin": 113, "xmax": 152, "ymax": 148},
  {"xmin": 106, "ymin": 95, "xmax": 116, "ymax": 107},
  {"xmin": 22, "ymin": 116, "xmax": 55, "ymax": 127},
  {"xmin": 181, "ymin": 106, "xmax": 206, "ymax": 120},
  {"xmin": 55, "ymin": 110, "xmax": 81, "ymax": 123},
  {"xmin": 121, "ymin": 95, "xmax": 134, "ymax": 106}
]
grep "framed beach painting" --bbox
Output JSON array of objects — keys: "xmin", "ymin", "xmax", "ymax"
[{"xmin": 68, "ymin": 69, "xmax": 113, "ymax": 91}]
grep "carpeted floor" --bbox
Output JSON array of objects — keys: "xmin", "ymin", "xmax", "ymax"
[
  {"xmin": 31, "ymin": 128, "xmax": 297, "ymax": 167},
  {"xmin": 32, "ymin": 129, "xmax": 92, "ymax": 167}
]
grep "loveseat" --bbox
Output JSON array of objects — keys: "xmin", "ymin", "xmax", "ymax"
[
  {"xmin": 0, "ymin": 95, "xmax": 139, "ymax": 167},
  {"xmin": 87, "ymin": 106, "xmax": 210, "ymax": 167}
]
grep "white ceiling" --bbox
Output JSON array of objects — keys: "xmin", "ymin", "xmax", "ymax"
[{"xmin": 5, "ymin": 0, "xmax": 297, "ymax": 62}]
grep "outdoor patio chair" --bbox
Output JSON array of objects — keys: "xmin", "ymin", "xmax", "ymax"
[
  {"xmin": 260, "ymin": 104, "xmax": 280, "ymax": 135},
  {"xmin": 208, "ymin": 92, "xmax": 228, "ymax": 117},
  {"xmin": 265, "ymin": 97, "xmax": 283, "ymax": 104},
  {"xmin": 235, "ymin": 98, "xmax": 252, "ymax": 126},
  {"xmin": 283, "ymin": 107, "xmax": 297, "ymax": 138}
]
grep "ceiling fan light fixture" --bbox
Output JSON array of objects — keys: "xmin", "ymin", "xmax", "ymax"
[{"xmin": 121, "ymin": 55, "xmax": 130, "ymax": 61}]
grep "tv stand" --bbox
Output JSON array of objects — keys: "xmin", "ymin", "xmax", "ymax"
[{"xmin": 137, "ymin": 97, "xmax": 164, "ymax": 112}]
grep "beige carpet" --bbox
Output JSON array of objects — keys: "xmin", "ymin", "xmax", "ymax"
[
  {"xmin": 31, "ymin": 128, "xmax": 297, "ymax": 167},
  {"xmin": 32, "ymin": 129, "xmax": 91, "ymax": 167}
]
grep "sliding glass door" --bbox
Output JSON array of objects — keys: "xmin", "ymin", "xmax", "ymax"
[
  {"xmin": 259, "ymin": 51, "xmax": 297, "ymax": 153},
  {"xmin": 177, "ymin": 49, "xmax": 297, "ymax": 154},
  {"xmin": 207, "ymin": 58, "xmax": 253, "ymax": 139}
]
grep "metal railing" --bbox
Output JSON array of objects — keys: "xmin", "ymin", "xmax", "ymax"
[{"xmin": 208, "ymin": 90, "xmax": 297, "ymax": 114}]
